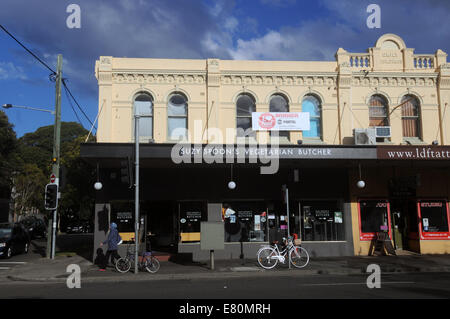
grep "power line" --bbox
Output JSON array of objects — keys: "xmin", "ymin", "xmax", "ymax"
[
  {"xmin": 63, "ymin": 82, "xmax": 83, "ymax": 127},
  {"xmin": 0, "ymin": 24, "xmax": 96, "ymax": 132},
  {"xmin": 0, "ymin": 24, "xmax": 56, "ymax": 75},
  {"xmin": 62, "ymin": 79, "xmax": 96, "ymax": 130}
]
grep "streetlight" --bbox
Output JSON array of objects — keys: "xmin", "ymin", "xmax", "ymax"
[{"xmin": 2, "ymin": 104, "xmax": 55, "ymax": 115}]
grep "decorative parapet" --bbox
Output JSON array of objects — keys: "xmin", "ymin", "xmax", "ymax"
[
  {"xmin": 413, "ymin": 55, "xmax": 435, "ymax": 69},
  {"xmin": 348, "ymin": 53, "xmax": 371, "ymax": 69}
]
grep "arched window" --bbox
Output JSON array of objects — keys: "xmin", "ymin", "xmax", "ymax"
[
  {"xmin": 269, "ymin": 94, "xmax": 289, "ymax": 140},
  {"xmin": 236, "ymin": 94, "xmax": 256, "ymax": 137},
  {"xmin": 369, "ymin": 95, "xmax": 389, "ymax": 127},
  {"xmin": 133, "ymin": 93, "xmax": 153, "ymax": 140},
  {"xmin": 302, "ymin": 94, "xmax": 322, "ymax": 139},
  {"xmin": 401, "ymin": 95, "xmax": 421, "ymax": 139},
  {"xmin": 168, "ymin": 93, "xmax": 188, "ymax": 140}
]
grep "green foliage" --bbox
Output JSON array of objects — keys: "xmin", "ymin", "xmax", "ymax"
[
  {"xmin": 13, "ymin": 122, "xmax": 96, "ymax": 220},
  {"xmin": 13, "ymin": 163, "xmax": 47, "ymax": 214},
  {"xmin": 0, "ymin": 111, "xmax": 18, "ymax": 198}
]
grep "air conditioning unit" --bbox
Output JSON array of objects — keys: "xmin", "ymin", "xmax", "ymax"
[
  {"xmin": 354, "ymin": 128, "xmax": 376, "ymax": 145},
  {"xmin": 374, "ymin": 126, "xmax": 391, "ymax": 138}
]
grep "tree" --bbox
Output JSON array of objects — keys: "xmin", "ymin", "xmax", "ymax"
[
  {"xmin": 12, "ymin": 163, "xmax": 46, "ymax": 220},
  {"xmin": 0, "ymin": 111, "xmax": 18, "ymax": 221},
  {"xmin": 14, "ymin": 122, "xmax": 96, "ymax": 223}
]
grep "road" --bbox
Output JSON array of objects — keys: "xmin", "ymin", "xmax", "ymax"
[{"xmin": 0, "ymin": 272, "xmax": 449, "ymax": 299}]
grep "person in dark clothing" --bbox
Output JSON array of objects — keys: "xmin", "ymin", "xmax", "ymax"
[{"xmin": 99, "ymin": 222, "xmax": 122, "ymax": 271}]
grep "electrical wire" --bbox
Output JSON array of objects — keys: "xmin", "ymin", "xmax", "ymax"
[
  {"xmin": 0, "ymin": 24, "xmax": 56, "ymax": 75},
  {"xmin": 63, "ymin": 82, "xmax": 83, "ymax": 127},
  {"xmin": 0, "ymin": 24, "xmax": 96, "ymax": 131},
  {"xmin": 62, "ymin": 79, "xmax": 96, "ymax": 130}
]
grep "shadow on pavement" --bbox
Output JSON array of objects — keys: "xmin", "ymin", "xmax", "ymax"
[{"xmin": 29, "ymin": 233, "xmax": 94, "ymax": 262}]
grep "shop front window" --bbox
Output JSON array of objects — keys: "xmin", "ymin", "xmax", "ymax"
[
  {"xmin": 179, "ymin": 202, "xmax": 207, "ymax": 243},
  {"xmin": 358, "ymin": 200, "xmax": 391, "ymax": 241},
  {"xmin": 111, "ymin": 201, "xmax": 135, "ymax": 243},
  {"xmin": 418, "ymin": 200, "xmax": 450, "ymax": 239},
  {"xmin": 223, "ymin": 202, "xmax": 267, "ymax": 242},
  {"xmin": 300, "ymin": 201, "xmax": 344, "ymax": 241}
]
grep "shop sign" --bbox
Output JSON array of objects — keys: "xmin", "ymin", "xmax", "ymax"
[
  {"xmin": 117, "ymin": 212, "xmax": 132, "ymax": 221},
  {"xmin": 186, "ymin": 211, "xmax": 201, "ymax": 221},
  {"xmin": 175, "ymin": 144, "xmax": 377, "ymax": 160},
  {"xmin": 252, "ymin": 112, "xmax": 310, "ymax": 131},
  {"xmin": 315, "ymin": 210, "xmax": 330, "ymax": 220},
  {"xmin": 237, "ymin": 211, "xmax": 253, "ymax": 219},
  {"xmin": 378, "ymin": 146, "xmax": 450, "ymax": 160}
]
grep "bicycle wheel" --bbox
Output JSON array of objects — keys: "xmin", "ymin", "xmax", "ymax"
[
  {"xmin": 257, "ymin": 247, "xmax": 278, "ymax": 269},
  {"xmin": 289, "ymin": 246, "xmax": 309, "ymax": 268},
  {"xmin": 115, "ymin": 257, "xmax": 132, "ymax": 273},
  {"xmin": 144, "ymin": 255, "xmax": 160, "ymax": 273}
]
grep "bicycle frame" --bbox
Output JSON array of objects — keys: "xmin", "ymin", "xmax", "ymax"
[{"xmin": 270, "ymin": 240, "xmax": 295, "ymax": 263}]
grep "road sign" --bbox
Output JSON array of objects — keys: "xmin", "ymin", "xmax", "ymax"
[{"xmin": 50, "ymin": 173, "xmax": 56, "ymax": 183}]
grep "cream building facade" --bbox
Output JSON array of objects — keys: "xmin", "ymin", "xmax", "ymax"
[
  {"xmin": 95, "ymin": 33, "xmax": 450, "ymax": 147},
  {"xmin": 84, "ymin": 34, "xmax": 450, "ymax": 260}
]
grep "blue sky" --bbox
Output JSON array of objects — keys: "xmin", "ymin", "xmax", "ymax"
[{"xmin": 1, "ymin": 0, "xmax": 450, "ymax": 137}]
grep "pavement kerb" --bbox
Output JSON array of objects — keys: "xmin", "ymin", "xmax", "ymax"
[{"xmin": 6, "ymin": 266, "xmax": 450, "ymax": 284}]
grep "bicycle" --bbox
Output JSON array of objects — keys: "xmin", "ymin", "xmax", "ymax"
[
  {"xmin": 115, "ymin": 242, "xmax": 160, "ymax": 273},
  {"xmin": 257, "ymin": 236, "xmax": 309, "ymax": 269}
]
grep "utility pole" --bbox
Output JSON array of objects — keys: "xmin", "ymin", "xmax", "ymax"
[{"xmin": 46, "ymin": 54, "xmax": 62, "ymax": 259}]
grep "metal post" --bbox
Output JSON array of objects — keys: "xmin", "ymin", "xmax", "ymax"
[
  {"xmin": 49, "ymin": 54, "xmax": 62, "ymax": 259},
  {"xmin": 285, "ymin": 187, "xmax": 291, "ymax": 269},
  {"xmin": 210, "ymin": 250, "xmax": 214, "ymax": 270},
  {"xmin": 134, "ymin": 115, "xmax": 140, "ymax": 274}
]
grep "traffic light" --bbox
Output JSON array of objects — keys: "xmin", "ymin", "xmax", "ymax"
[
  {"xmin": 120, "ymin": 156, "xmax": 133, "ymax": 188},
  {"xmin": 44, "ymin": 183, "xmax": 58, "ymax": 210}
]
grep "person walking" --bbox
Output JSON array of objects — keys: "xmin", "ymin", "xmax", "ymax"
[{"xmin": 99, "ymin": 222, "xmax": 122, "ymax": 271}]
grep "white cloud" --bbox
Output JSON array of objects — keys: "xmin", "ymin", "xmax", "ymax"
[
  {"xmin": 0, "ymin": 62, "xmax": 28, "ymax": 80},
  {"xmin": 224, "ymin": 16, "xmax": 239, "ymax": 33}
]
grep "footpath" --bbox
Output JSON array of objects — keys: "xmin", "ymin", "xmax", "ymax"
[{"xmin": 3, "ymin": 253, "xmax": 450, "ymax": 284}]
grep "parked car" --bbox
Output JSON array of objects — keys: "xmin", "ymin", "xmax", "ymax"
[
  {"xmin": 20, "ymin": 217, "xmax": 47, "ymax": 239},
  {"xmin": 0, "ymin": 223, "xmax": 31, "ymax": 258},
  {"xmin": 66, "ymin": 220, "xmax": 93, "ymax": 234}
]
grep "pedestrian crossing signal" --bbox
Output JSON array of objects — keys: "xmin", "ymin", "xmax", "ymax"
[{"xmin": 44, "ymin": 183, "xmax": 58, "ymax": 210}]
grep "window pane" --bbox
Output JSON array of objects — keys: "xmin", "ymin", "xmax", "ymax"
[
  {"xmin": 139, "ymin": 117, "xmax": 153, "ymax": 138},
  {"xmin": 359, "ymin": 200, "xmax": 389, "ymax": 234},
  {"xmin": 269, "ymin": 95, "xmax": 288, "ymax": 112},
  {"xmin": 223, "ymin": 202, "xmax": 267, "ymax": 242},
  {"xmin": 237, "ymin": 95, "xmax": 255, "ymax": 116},
  {"xmin": 302, "ymin": 95, "xmax": 321, "ymax": 138},
  {"xmin": 303, "ymin": 118, "xmax": 321, "ymax": 138},
  {"xmin": 134, "ymin": 97, "xmax": 153, "ymax": 116},
  {"xmin": 168, "ymin": 117, "xmax": 187, "ymax": 139},
  {"xmin": 369, "ymin": 95, "xmax": 388, "ymax": 127},
  {"xmin": 179, "ymin": 202, "xmax": 207, "ymax": 243},
  {"xmin": 302, "ymin": 96, "xmax": 320, "ymax": 117},
  {"xmin": 401, "ymin": 95, "xmax": 421, "ymax": 138},
  {"xmin": 168, "ymin": 94, "xmax": 187, "ymax": 116},
  {"xmin": 236, "ymin": 117, "xmax": 255, "ymax": 137},
  {"xmin": 420, "ymin": 201, "xmax": 449, "ymax": 233},
  {"xmin": 301, "ymin": 201, "xmax": 344, "ymax": 241}
]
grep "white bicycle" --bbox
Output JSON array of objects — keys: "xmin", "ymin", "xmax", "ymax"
[{"xmin": 257, "ymin": 236, "xmax": 309, "ymax": 269}]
